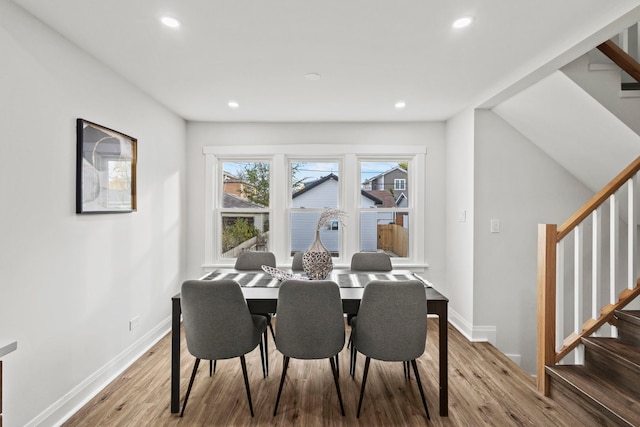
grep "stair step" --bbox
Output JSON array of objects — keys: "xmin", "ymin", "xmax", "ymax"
[
  {"xmin": 547, "ymin": 365, "xmax": 640, "ymax": 426},
  {"xmin": 621, "ymin": 82, "xmax": 640, "ymax": 91},
  {"xmin": 616, "ymin": 310, "xmax": 640, "ymax": 347},
  {"xmin": 583, "ymin": 337, "xmax": 640, "ymax": 396}
]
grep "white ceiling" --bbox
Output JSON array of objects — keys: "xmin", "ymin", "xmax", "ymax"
[{"xmin": 11, "ymin": 0, "xmax": 640, "ymax": 122}]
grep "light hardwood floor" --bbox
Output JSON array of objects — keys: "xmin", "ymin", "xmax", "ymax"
[{"xmin": 64, "ymin": 319, "xmax": 584, "ymax": 426}]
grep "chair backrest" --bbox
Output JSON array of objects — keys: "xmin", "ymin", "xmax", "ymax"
[
  {"xmin": 181, "ymin": 279, "xmax": 260, "ymax": 360},
  {"xmin": 234, "ymin": 251, "xmax": 276, "ymax": 270},
  {"xmin": 275, "ymin": 280, "xmax": 345, "ymax": 359},
  {"xmin": 291, "ymin": 252, "xmax": 304, "ymax": 271},
  {"xmin": 354, "ymin": 280, "xmax": 427, "ymax": 361},
  {"xmin": 350, "ymin": 252, "xmax": 392, "ymax": 271}
]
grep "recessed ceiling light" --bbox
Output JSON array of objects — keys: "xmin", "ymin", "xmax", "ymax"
[
  {"xmin": 228, "ymin": 101, "xmax": 240, "ymax": 109},
  {"xmin": 304, "ymin": 73, "xmax": 321, "ymax": 81},
  {"xmin": 161, "ymin": 16, "xmax": 181, "ymax": 28},
  {"xmin": 452, "ymin": 17, "xmax": 473, "ymax": 29},
  {"xmin": 395, "ymin": 101, "xmax": 406, "ymax": 109}
]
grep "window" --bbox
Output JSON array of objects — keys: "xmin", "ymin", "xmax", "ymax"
[
  {"xmin": 360, "ymin": 162, "xmax": 410, "ymax": 257},
  {"xmin": 290, "ymin": 161, "xmax": 341, "ymax": 256},
  {"xmin": 203, "ymin": 145, "xmax": 426, "ymax": 266},
  {"xmin": 219, "ymin": 161, "xmax": 270, "ymax": 258}
]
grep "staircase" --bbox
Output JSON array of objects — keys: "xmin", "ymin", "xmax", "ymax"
[{"xmin": 546, "ymin": 310, "xmax": 640, "ymax": 426}]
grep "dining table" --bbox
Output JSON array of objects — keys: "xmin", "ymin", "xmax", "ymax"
[{"xmin": 170, "ymin": 269, "xmax": 449, "ymax": 416}]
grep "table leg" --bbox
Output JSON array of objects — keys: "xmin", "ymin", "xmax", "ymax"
[
  {"xmin": 437, "ymin": 303, "xmax": 448, "ymax": 416},
  {"xmin": 171, "ymin": 297, "xmax": 181, "ymax": 413}
]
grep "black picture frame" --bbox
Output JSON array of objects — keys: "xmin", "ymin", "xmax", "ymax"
[{"xmin": 76, "ymin": 119, "xmax": 137, "ymax": 213}]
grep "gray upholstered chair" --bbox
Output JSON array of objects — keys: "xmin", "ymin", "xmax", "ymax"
[
  {"xmin": 180, "ymin": 279, "xmax": 268, "ymax": 417},
  {"xmin": 235, "ymin": 251, "xmax": 277, "ymax": 343},
  {"xmin": 235, "ymin": 250, "xmax": 277, "ymax": 270},
  {"xmin": 291, "ymin": 252, "xmax": 304, "ymax": 271},
  {"xmin": 350, "ymin": 280, "xmax": 430, "ymax": 420},
  {"xmin": 273, "ymin": 279, "xmax": 346, "ymax": 416},
  {"xmin": 346, "ymin": 252, "xmax": 393, "ymax": 345},
  {"xmin": 350, "ymin": 251, "xmax": 393, "ymax": 271}
]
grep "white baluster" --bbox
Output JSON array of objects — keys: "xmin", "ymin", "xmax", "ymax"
[
  {"xmin": 610, "ymin": 194, "xmax": 619, "ymax": 338},
  {"xmin": 556, "ymin": 239, "xmax": 565, "ymax": 355},
  {"xmin": 574, "ymin": 225, "xmax": 584, "ymax": 364},
  {"xmin": 592, "ymin": 207, "xmax": 602, "ymax": 335},
  {"xmin": 628, "ymin": 178, "xmax": 636, "ymax": 291}
]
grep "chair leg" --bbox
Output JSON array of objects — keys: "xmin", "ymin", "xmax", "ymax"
[
  {"xmin": 180, "ymin": 358, "xmax": 201, "ymax": 417},
  {"xmin": 335, "ymin": 354, "xmax": 339, "ymax": 378},
  {"xmin": 411, "ymin": 359, "xmax": 430, "ymax": 420},
  {"xmin": 273, "ymin": 355, "xmax": 290, "ymax": 416},
  {"xmin": 403, "ymin": 360, "xmax": 411, "ymax": 379},
  {"xmin": 350, "ymin": 344, "xmax": 358, "ymax": 378},
  {"xmin": 268, "ymin": 318, "xmax": 276, "ymax": 341},
  {"xmin": 329, "ymin": 356, "xmax": 346, "ymax": 416},
  {"xmin": 240, "ymin": 355, "xmax": 254, "ymax": 417},
  {"xmin": 210, "ymin": 360, "xmax": 213, "ymax": 376},
  {"xmin": 259, "ymin": 335, "xmax": 267, "ymax": 378},
  {"xmin": 356, "ymin": 356, "xmax": 371, "ymax": 418}
]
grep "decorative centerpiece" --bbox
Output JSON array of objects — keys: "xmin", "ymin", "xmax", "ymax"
[{"xmin": 302, "ymin": 208, "xmax": 346, "ymax": 280}]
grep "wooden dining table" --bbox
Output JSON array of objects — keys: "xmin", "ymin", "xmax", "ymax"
[{"xmin": 170, "ymin": 269, "xmax": 449, "ymax": 416}]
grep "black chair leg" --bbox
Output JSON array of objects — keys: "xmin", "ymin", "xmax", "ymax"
[
  {"xmin": 356, "ymin": 356, "xmax": 371, "ymax": 418},
  {"xmin": 268, "ymin": 319, "xmax": 276, "ymax": 341},
  {"xmin": 403, "ymin": 360, "xmax": 411, "ymax": 379},
  {"xmin": 335, "ymin": 354, "xmax": 339, "ymax": 378},
  {"xmin": 240, "ymin": 355, "xmax": 254, "ymax": 417},
  {"xmin": 259, "ymin": 336, "xmax": 267, "ymax": 378},
  {"xmin": 350, "ymin": 345, "xmax": 357, "ymax": 378},
  {"xmin": 411, "ymin": 359, "xmax": 430, "ymax": 420},
  {"xmin": 180, "ymin": 358, "xmax": 201, "ymax": 417},
  {"xmin": 329, "ymin": 356, "xmax": 346, "ymax": 416},
  {"xmin": 210, "ymin": 360, "xmax": 213, "ymax": 376},
  {"xmin": 273, "ymin": 355, "xmax": 290, "ymax": 416}
]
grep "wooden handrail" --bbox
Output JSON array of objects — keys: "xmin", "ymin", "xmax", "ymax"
[
  {"xmin": 538, "ymin": 155, "xmax": 640, "ymax": 396},
  {"xmin": 557, "ymin": 155, "xmax": 640, "ymax": 241},
  {"xmin": 597, "ymin": 40, "xmax": 640, "ymax": 83}
]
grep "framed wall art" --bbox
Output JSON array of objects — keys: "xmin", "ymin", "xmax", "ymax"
[{"xmin": 76, "ymin": 119, "xmax": 137, "ymax": 213}]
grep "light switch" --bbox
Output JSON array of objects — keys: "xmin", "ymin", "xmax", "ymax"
[
  {"xmin": 459, "ymin": 210, "xmax": 466, "ymax": 223},
  {"xmin": 490, "ymin": 219, "xmax": 500, "ymax": 233}
]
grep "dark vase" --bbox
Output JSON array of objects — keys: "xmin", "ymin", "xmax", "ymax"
[{"xmin": 302, "ymin": 230, "xmax": 333, "ymax": 280}]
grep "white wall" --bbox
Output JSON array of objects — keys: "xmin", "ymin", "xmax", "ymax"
[
  {"xmin": 0, "ymin": 2, "xmax": 186, "ymax": 425},
  {"xmin": 563, "ymin": 53, "xmax": 640, "ymax": 137},
  {"xmin": 185, "ymin": 121, "xmax": 447, "ymax": 286},
  {"xmin": 445, "ymin": 109, "xmax": 476, "ymax": 336},
  {"xmin": 473, "ymin": 109, "xmax": 593, "ymax": 373}
]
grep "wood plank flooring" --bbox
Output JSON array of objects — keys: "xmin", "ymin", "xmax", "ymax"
[{"xmin": 63, "ymin": 319, "xmax": 584, "ymax": 426}]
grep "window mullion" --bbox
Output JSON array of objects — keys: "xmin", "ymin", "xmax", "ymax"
[{"xmin": 271, "ymin": 154, "xmax": 287, "ymax": 265}]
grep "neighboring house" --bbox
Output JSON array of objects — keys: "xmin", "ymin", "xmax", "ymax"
[
  {"xmin": 222, "ymin": 193, "xmax": 267, "ymax": 232},
  {"xmin": 223, "ymin": 170, "xmax": 257, "ymax": 201},
  {"xmin": 361, "ymin": 166, "xmax": 408, "ymax": 201},
  {"xmin": 291, "ymin": 174, "xmax": 382, "ymax": 253}
]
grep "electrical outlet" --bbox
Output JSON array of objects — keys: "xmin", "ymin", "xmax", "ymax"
[
  {"xmin": 129, "ymin": 316, "xmax": 140, "ymax": 331},
  {"xmin": 490, "ymin": 219, "xmax": 500, "ymax": 233}
]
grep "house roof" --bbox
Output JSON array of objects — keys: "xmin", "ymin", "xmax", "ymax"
[
  {"xmin": 223, "ymin": 193, "xmax": 264, "ymax": 209},
  {"xmin": 292, "ymin": 173, "xmax": 339, "ymax": 198},
  {"xmin": 293, "ymin": 173, "xmax": 382, "ymax": 205},
  {"xmin": 362, "ymin": 166, "xmax": 407, "ymax": 185},
  {"xmin": 365, "ymin": 190, "xmax": 397, "ymax": 207}
]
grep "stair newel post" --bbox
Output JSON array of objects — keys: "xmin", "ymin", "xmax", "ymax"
[{"xmin": 537, "ymin": 223, "xmax": 557, "ymax": 395}]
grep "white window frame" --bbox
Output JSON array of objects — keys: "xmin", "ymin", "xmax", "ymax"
[
  {"xmin": 203, "ymin": 145, "xmax": 427, "ymax": 268},
  {"xmin": 394, "ymin": 178, "xmax": 406, "ymax": 191}
]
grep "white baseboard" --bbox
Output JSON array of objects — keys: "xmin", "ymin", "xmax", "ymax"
[
  {"xmin": 448, "ymin": 308, "xmax": 496, "ymax": 345},
  {"xmin": 448, "ymin": 309, "xmax": 523, "ymax": 367},
  {"xmin": 26, "ymin": 317, "xmax": 172, "ymax": 427}
]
